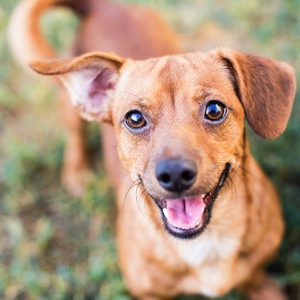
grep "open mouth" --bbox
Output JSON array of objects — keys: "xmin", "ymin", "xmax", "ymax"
[{"xmin": 153, "ymin": 163, "xmax": 231, "ymax": 239}]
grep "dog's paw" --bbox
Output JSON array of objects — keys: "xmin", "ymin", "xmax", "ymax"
[{"xmin": 247, "ymin": 278, "xmax": 287, "ymax": 300}]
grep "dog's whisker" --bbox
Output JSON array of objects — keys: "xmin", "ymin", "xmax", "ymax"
[
  {"xmin": 134, "ymin": 181, "xmax": 146, "ymax": 217},
  {"xmin": 122, "ymin": 180, "xmax": 140, "ymax": 211}
]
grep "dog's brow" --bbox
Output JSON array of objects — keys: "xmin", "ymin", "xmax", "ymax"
[
  {"xmin": 198, "ymin": 88, "xmax": 223, "ymax": 100},
  {"xmin": 115, "ymin": 89, "xmax": 150, "ymax": 104}
]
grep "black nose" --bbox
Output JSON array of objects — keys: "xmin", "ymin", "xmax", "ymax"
[{"xmin": 155, "ymin": 158, "xmax": 197, "ymax": 193}]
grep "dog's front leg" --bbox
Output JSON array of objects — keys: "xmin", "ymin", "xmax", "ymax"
[
  {"xmin": 60, "ymin": 89, "xmax": 90, "ymax": 197},
  {"xmin": 243, "ymin": 271, "xmax": 287, "ymax": 300}
]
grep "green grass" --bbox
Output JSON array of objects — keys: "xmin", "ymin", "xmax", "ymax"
[{"xmin": 0, "ymin": 0, "xmax": 299, "ymax": 299}]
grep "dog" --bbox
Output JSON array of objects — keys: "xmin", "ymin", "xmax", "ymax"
[{"xmin": 10, "ymin": 0, "xmax": 296, "ymax": 299}]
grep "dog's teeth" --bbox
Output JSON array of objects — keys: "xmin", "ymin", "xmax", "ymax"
[{"xmin": 163, "ymin": 208, "xmax": 169, "ymax": 219}]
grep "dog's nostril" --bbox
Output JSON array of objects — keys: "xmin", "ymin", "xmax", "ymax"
[
  {"xmin": 181, "ymin": 170, "xmax": 195, "ymax": 183},
  {"xmin": 159, "ymin": 173, "xmax": 171, "ymax": 184}
]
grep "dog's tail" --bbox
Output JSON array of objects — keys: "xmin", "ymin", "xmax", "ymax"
[{"xmin": 8, "ymin": 0, "xmax": 88, "ymax": 70}]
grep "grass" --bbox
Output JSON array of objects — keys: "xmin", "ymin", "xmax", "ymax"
[{"xmin": 0, "ymin": 0, "xmax": 299, "ymax": 299}]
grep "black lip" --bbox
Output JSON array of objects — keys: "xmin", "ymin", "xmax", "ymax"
[{"xmin": 152, "ymin": 163, "xmax": 231, "ymax": 239}]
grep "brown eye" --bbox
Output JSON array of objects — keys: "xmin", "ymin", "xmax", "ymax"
[
  {"xmin": 205, "ymin": 101, "xmax": 227, "ymax": 121},
  {"xmin": 125, "ymin": 110, "xmax": 147, "ymax": 130}
]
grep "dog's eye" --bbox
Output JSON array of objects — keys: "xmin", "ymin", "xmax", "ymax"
[
  {"xmin": 205, "ymin": 101, "xmax": 227, "ymax": 121},
  {"xmin": 125, "ymin": 110, "xmax": 147, "ymax": 130}
]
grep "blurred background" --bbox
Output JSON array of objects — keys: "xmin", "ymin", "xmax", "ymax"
[{"xmin": 0, "ymin": 0, "xmax": 299, "ymax": 299}]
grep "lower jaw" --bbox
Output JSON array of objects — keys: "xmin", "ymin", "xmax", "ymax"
[{"xmin": 161, "ymin": 209, "xmax": 210, "ymax": 239}]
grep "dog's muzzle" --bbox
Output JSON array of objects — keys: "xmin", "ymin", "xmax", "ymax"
[{"xmin": 152, "ymin": 163, "xmax": 231, "ymax": 239}]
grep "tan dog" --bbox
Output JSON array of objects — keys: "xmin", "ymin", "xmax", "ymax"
[{"xmin": 10, "ymin": 0, "xmax": 297, "ymax": 299}]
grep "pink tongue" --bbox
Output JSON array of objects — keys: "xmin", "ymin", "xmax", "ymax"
[{"xmin": 163, "ymin": 197, "xmax": 205, "ymax": 229}]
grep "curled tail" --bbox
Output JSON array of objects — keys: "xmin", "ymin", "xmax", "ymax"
[{"xmin": 8, "ymin": 0, "xmax": 89, "ymax": 70}]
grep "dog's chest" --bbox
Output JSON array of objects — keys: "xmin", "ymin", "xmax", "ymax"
[
  {"xmin": 174, "ymin": 230, "xmax": 240, "ymax": 265},
  {"xmin": 172, "ymin": 231, "xmax": 241, "ymax": 296}
]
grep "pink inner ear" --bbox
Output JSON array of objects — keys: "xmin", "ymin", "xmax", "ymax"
[
  {"xmin": 84, "ymin": 68, "xmax": 116, "ymax": 116},
  {"xmin": 89, "ymin": 68, "xmax": 115, "ymax": 97}
]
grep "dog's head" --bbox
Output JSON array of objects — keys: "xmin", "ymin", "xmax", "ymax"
[{"xmin": 31, "ymin": 50, "xmax": 296, "ymax": 239}]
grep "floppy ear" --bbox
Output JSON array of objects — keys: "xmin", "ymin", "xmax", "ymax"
[
  {"xmin": 30, "ymin": 52, "xmax": 125, "ymax": 123},
  {"xmin": 217, "ymin": 49, "xmax": 296, "ymax": 139}
]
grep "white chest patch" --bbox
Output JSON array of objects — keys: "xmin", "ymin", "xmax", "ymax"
[
  {"xmin": 172, "ymin": 229, "xmax": 240, "ymax": 266},
  {"xmin": 170, "ymin": 229, "xmax": 241, "ymax": 297}
]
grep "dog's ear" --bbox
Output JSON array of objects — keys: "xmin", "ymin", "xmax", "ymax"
[
  {"xmin": 217, "ymin": 50, "xmax": 296, "ymax": 139},
  {"xmin": 30, "ymin": 52, "xmax": 125, "ymax": 123}
]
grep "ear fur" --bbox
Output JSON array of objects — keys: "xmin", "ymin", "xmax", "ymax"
[
  {"xmin": 30, "ymin": 52, "xmax": 125, "ymax": 123},
  {"xmin": 217, "ymin": 49, "xmax": 296, "ymax": 139}
]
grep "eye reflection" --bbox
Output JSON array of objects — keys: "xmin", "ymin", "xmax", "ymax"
[
  {"xmin": 205, "ymin": 101, "xmax": 227, "ymax": 121},
  {"xmin": 125, "ymin": 110, "xmax": 147, "ymax": 130}
]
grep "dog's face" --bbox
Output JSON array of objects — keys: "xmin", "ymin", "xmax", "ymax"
[
  {"xmin": 31, "ymin": 50, "xmax": 296, "ymax": 239},
  {"xmin": 112, "ymin": 53, "xmax": 245, "ymax": 238}
]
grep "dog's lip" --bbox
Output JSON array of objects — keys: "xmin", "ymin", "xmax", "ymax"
[{"xmin": 146, "ymin": 163, "xmax": 231, "ymax": 239}]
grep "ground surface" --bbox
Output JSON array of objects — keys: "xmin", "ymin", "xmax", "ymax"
[{"xmin": 0, "ymin": 0, "xmax": 299, "ymax": 299}]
